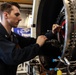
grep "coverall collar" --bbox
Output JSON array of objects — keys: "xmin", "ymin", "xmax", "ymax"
[{"xmin": 0, "ymin": 23, "xmax": 12, "ymax": 38}]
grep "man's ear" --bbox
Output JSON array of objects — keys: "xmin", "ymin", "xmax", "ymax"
[{"xmin": 3, "ymin": 12, "xmax": 9, "ymax": 19}]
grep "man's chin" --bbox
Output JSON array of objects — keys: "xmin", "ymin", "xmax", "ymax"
[{"xmin": 13, "ymin": 25, "xmax": 18, "ymax": 28}]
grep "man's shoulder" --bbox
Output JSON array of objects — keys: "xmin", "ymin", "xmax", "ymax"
[{"xmin": 0, "ymin": 35, "xmax": 3, "ymax": 40}]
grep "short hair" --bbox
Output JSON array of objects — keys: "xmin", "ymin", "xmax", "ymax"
[{"xmin": 0, "ymin": 2, "xmax": 20, "ymax": 13}]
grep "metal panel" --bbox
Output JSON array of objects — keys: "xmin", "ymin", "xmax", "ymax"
[{"xmin": 0, "ymin": 0, "xmax": 33, "ymax": 4}]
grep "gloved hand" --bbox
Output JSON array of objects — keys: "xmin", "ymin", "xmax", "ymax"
[
  {"xmin": 52, "ymin": 24, "xmax": 62, "ymax": 34},
  {"xmin": 36, "ymin": 35, "xmax": 48, "ymax": 47}
]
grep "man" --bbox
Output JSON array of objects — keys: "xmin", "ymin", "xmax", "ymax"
[
  {"xmin": 0, "ymin": 2, "xmax": 48, "ymax": 75},
  {"xmin": 0, "ymin": 2, "xmax": 61, "ymax": 75}
]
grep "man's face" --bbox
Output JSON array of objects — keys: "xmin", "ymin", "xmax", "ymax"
[{"xmin": 7, "ymin": 6, "xmax": 22, "ymax": 28}]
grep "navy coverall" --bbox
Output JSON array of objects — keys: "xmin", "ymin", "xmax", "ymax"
[{"xmin": 0, "ymin": 23, "xmax": 56, "ymax": 75}]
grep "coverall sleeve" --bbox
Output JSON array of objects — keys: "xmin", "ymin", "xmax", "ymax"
[
  {"xmin": 0, "ymin": 31, "xmax": 56, "ymax": 65},
  {"xmin": 45, "ymin": 30, "xmax": 57, "ymax": 40},
  {"xmin": 0, "ymin": 38, "xmax": 40, "ymax": 65}
]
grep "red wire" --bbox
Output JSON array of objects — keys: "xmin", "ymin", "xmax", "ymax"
[{"xmin": 60, "ymin": 20, "xmax": 65, "ymax": 38}]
